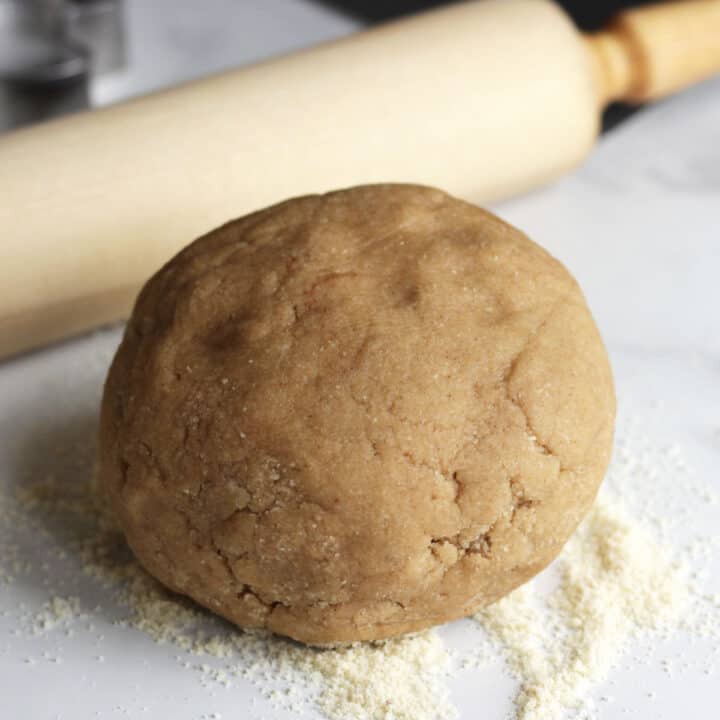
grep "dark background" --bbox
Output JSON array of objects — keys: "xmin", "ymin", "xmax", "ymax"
[
  {"xmin": 319, "ymin": 0, "xmax": 661, "ymax": 131},
  {"xmin": 318, "ymin": 0, "xmax": 657, "ymax": 28}
]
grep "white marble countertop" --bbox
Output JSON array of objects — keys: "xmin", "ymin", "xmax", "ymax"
[{"xmin": 1, "ymin": 2, "xmax": 719, "ymax": 718}]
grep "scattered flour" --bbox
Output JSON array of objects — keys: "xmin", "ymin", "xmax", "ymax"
[
  {"xmin": 470, "ymin": 412, "xmax": 720, "ymax": 719},
  {"xmin": 475, "ymin": 493, "xmax": 689, "ymax": 720},
  {"xmin": 1, "ymin": 404, "xmax": 718, "ymax": 720},
  {"xmin": 299, "ymin": 632, "xmax": 454, "ymax": 720},
  {"xmin": 28, "ymin": 595, "xmax": 83, "ymax": 635},
  {"xmin": 3, "ymin": 471, "xmax": 456, "ymax": 720}
]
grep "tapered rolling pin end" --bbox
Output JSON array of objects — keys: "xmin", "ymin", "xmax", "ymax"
[{"xmin": 587, "ymin": 0, "xmax": 720, "ymax": 107}]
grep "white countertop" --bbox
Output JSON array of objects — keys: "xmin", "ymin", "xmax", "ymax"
[{"xmin": 1, "ymin": 3, "xmax": 719, "ymax": 718}]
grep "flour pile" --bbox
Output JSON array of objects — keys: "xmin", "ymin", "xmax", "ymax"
[
  {"xmin": 475, "ymin": 494, "xmax": 688, "ymax": 719},
  {"xmin": 471, "ymin": 413, "xmax": 718, "ymax": 719}
]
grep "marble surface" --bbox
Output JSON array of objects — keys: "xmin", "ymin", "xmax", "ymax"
[{"xmin": 1, "ymin": 3, "xmax": 719, "ymax": 718}]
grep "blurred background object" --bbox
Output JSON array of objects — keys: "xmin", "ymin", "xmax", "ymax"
[
  {"xmin": 0, "ymin": 0, "xmax": 90, "ymax": 130},
  {"xmin": 0, "ymin": 0, "xmax": 128, "ymax": 132},
  {"xmin": 0, "ymin": 0, "xmax": 666, "ymax": 135},
  {"xmin": 0, "ymin": 0, "xmax": 358, "ymax": 132},
  {"xmin": 64, "ymin": 0, "xmax": 126, "ymax": 75}
]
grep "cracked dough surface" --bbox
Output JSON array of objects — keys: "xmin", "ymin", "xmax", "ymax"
[{"xmin": 99, "ymin": 184, "xmax": 615, "ymax": 645}]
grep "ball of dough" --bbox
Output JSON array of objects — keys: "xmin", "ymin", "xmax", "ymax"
[{"xmin": 100, "ymin": 184, "xmax": 615, "ymax": 645}]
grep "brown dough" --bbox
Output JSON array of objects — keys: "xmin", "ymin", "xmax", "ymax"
[{"xmin": 99, "ymin": 184, "xmax": 615, "ymax": 645}]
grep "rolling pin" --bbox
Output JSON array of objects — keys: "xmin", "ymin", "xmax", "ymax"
[{"xmin": 1, "ymin": 0, "xmax": 720, "ymax": 359}]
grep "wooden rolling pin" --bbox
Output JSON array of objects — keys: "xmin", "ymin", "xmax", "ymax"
[{"xmin": 1, "ymin": 0, "xmax": 720, "ymax": 359}]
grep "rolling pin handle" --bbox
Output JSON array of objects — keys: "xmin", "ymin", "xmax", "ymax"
[
  {"xmin": 585, "ymin": 30, "xmax": 637, "ymax": 107},
  {"xmin": 586, "ymin": 0, "xmax": 720, "ymax": 107}
]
